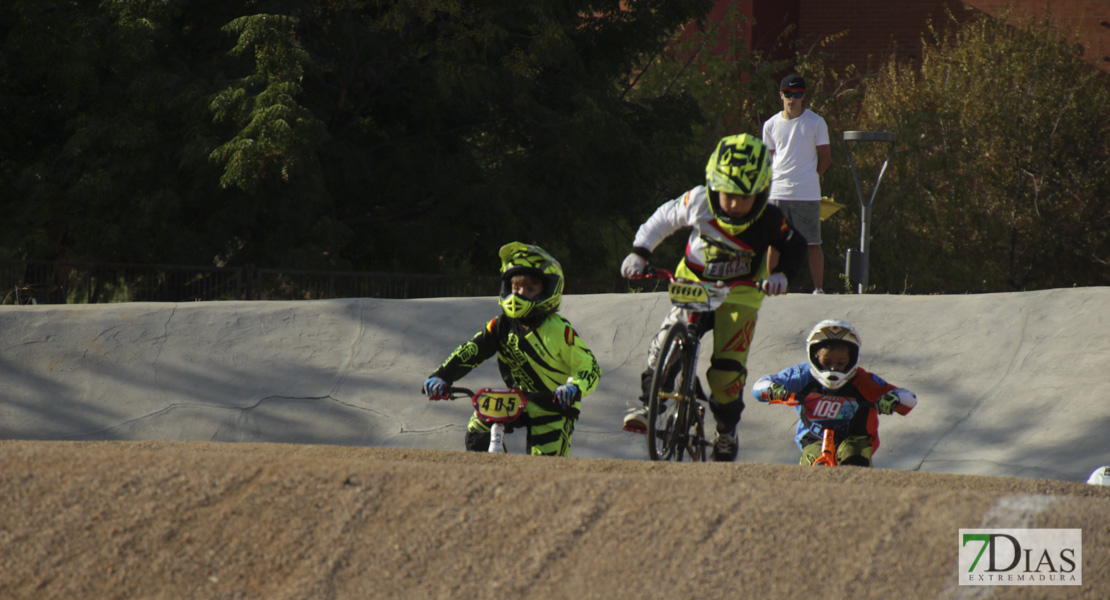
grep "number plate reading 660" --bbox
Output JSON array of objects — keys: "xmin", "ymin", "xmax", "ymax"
[
  {"xmin": 668, "ymin": 281, "xmax": 709, "ymax": 304},
  {"xmin": 667, "ymin": 281, "xmax": 726, "ymax": 311},
  {"xmin": 472, "ymin": 388, "xmax": 527, "ymax": 422}
]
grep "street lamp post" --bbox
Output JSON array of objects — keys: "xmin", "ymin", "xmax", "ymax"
[{"xmin": 842, "ymin": 130, "xmax": 897, "ymax": 294}]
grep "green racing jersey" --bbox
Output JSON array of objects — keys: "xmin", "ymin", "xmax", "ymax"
[{"xmin": 431, "ymin": 313, "xmax": 601, "ymax": 399}]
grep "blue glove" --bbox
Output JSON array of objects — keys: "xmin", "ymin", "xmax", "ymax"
[
  {"xmin": 554, "ymin": 382, "xmax": 580, "ymax": 410},
  {"xmin": 877, "ymin": 391, "xmax": 900, "ymax": 415},
  {"xmin": 423, "ymin": 376, "xmax": 447, "ymax": 397}
]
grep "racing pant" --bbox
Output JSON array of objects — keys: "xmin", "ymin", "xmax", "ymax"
[
  {"xmin": 800, "ymin": 435, "xmax": 874, "ymax": 467},
  {"xmin": 643, "ymin": 300, "xmax": 759, "ymax": 434},
  {"xmin": 466, "ymin": 404, "xmax": 576, "ymax": 457}
]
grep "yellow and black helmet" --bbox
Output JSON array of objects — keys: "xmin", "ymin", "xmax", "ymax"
[
  {"xmin": 705, "ymin": 134, "xmax": 772, "ymax": 235},
  {"xmin": 497, "ymin": 242, "xmax": 564, "ymax": 320}
]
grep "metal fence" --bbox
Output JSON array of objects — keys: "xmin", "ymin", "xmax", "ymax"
[{"xmin": 0, "ymin": 259, "xmax": 651, "ymax": 305}]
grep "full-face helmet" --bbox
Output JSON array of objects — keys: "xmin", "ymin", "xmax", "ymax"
[
  {"xmin": 498, "ymin": 242, "xmax": 564, "ymax": 320},
  {"xmin": 806, "ymin": 319, "xmax": 862, "ymax": 389},
  {"xmin": 705, "ymin": 133, "xmax": 772, "ymax": 236}
]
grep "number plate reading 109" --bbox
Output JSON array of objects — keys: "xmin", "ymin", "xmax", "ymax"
[{"xmin": 472, "ymin": 388, "xmax": 527, "ymax": 422}]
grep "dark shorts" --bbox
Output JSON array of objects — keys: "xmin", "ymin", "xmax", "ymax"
[{"xmin": 770, "ymin": 199, "xmax": 821, "ymax": 245}]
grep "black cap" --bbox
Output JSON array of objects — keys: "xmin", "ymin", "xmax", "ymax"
[{"xmin": 780, "ymin": 73, "xmax": 806, "ymax": 91}]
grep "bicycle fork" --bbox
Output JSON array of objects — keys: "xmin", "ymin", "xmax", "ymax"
[{"xmin": 672, "ymin": 331, "xmax": 705, "ymax": 460}]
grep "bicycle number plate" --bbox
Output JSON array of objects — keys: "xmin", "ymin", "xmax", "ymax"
[
  {"xmin": 799, "ymin": 393, "xmax": 859, "ymax": 432},
  {"xmin": 472, "ymin": 388, "xmax": 527, "ymax": 423},
  {"xmin": 667, "ymin": 281, "xmax": 725, "ymax": 311}
]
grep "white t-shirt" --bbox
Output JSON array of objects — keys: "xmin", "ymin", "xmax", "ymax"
[{"xmin": 762, "ymin": 109, "xmax": 829, "ymax": 201}]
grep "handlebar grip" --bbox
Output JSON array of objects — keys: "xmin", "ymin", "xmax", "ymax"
[
  {"xmin": 628, "ymin": 266, "xmax": 675, "ymax": 282},
  {"xmin": 527, "ymin": 391, "xmax": 580, "ymax": 420},
  {"xmin": 427, "ymin": 386, "xmax": 474, "ymax": 401}
]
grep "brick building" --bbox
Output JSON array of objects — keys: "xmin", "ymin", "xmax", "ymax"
[{"xmin": 718, "ymin": 0, "xmax": 1110, "ymax": 75}]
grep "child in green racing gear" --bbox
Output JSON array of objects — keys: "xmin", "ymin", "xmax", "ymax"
[
  {"xmin": 620, "ymin": 133, "xmax": 808, "ymax": 462},
  {"xmin": 422, "ymin": 242, "xmax": 601, "ymax": 456}
]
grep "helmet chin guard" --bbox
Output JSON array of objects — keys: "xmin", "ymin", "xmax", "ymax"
[
  {"xmin": 806, "ymin": 319, "xmax": 862, "ymax": 390},
  {"xmin": 499, "ymin": 293, "xmax": 534, "ymax": 319}
]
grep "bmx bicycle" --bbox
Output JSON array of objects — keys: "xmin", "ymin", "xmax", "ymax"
[
  {"xmin": 427, "ymin": 384, "xmax": 577, "ymax": 453},
  {"xmin": 769, "ymin": 393, "xmax": 843, "ymax": 466},
  {"xmin": 766, "ymin": 392, "xmax": 910, "ymax": 466},
  {"xmin": 634, "ymin": 268, "xmax": 756, "ymax": 462},
  {"xmin": 428, "ymin": 386, "xmax": 529, "ymax": 453}
]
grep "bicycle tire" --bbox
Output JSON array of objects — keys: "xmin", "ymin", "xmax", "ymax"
[
  {"xmin": 676, "ymin": 376, "xmax": 709, "ymax": 462},
  {"xmin": 673, "ymin": 340, "xmax": 706, "ymax": 461},
  {"xmin": 647, "ymin": 322, "xmax": 691, "ymax": 461},
  {"xmin": 690, "ymin": 405, "xmax": 708, "ymax": 462}
]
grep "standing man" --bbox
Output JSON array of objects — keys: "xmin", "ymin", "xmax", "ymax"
[{"xmin": 762, "ymin": 73, "xmax": 832, "ymax": 293}]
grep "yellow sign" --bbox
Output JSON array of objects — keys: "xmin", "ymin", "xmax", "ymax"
[
  {"xmin": 472, "ymin": 388, "xmax": 526, "ymax": 422},
  {"xmin": 820, "ymin": 196, "xmax": 846, "ymax": 221},
  {"xmin": 668, "ymin": 281, "xmax": 709, "ymax": 304}
]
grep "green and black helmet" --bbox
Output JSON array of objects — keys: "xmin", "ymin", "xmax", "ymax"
[
  {"xmin": 498, "ymin": 242, "xmax": 564, "ymax": 320},
  {"xmin": 705, "ymin": 133, "xmax": 772, "ymax": 235}
]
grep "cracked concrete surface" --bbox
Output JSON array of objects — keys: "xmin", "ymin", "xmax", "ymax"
[{"xmin": 2, "ymin": 289, "xmax": 1109, "ymax": 481}]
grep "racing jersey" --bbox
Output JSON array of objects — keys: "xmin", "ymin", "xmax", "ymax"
[
  {"xmin": 632, "ymin": 185, "xmax": 807, "ymax": 307},
  {"xmin": 752, "ymin": 363, "xmax": 916, "ymax": 451},
  {"xmin": 431, "ymin": 313, "xmax": 601, "ymax": 403}
]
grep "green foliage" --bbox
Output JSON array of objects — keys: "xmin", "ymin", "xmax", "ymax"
[
  {"xmin": 1, "ymin": 0, "xmax": 236, "ymax": 264},
  {"xmin": 4, "ymin": 2, "xmax": 1104, "ymax": 292},
  {"xmin": 624, "ymin": 5, "xmax": 1109, "ymax": 293},
  {"xmin": 621, "ymin": 6, "xmax": 865, "ymax": 270},
  {"xmin": 290, "ymin": 0, "xmax": 715, "ymax": 276},
  {"xmin": 0, "ymin": 0, "xmax": 712, "ymax": 277},
  {"xmin": 210, "ymin": 14, "xmax": 328, "ymax": 192},
  {"xmin": 830, "ymin": 9, "xmax": 1110, "ymax": 292}
]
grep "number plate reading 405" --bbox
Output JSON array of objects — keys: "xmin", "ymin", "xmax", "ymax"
[{"xmin": 472, "ymin": 388, "xmax": 527, "ymax": 422}]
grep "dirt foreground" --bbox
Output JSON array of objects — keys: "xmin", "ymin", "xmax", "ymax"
[{"xmin": 2, "ymin": 440, "xmax": 1106, "ymax": 599}]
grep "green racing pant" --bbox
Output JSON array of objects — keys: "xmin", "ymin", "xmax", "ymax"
[
  {"xmin": 800, "ymin": 434, "xmax": 874, "ymax": 467},
  {"xmin": 466, "ymin": 403, "xmax": 576, "ymax": 457}
]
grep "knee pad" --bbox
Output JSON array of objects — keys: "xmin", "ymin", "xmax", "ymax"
[
  {"xmin": 840, "ymin": 454, "xmax": 872, "ymax": 467},
  {"xmin": 465, "ymin": 430, "xmax": 490, "ymax": 452},
  {"xmin": 466, "ymin": 413, "xmax": 492, "ymax": 452},
  {"xmin": 707, "ymin": 361, "xmax": 746, "ymax": 433},
  {"xmin": 706, "ymin": 357, "xmax": 748, "ymax": 404},
  {"xmin": 467, "ymin": 412, "xmax": 491, "ymax": 433}
]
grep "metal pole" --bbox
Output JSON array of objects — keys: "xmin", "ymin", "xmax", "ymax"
[{"xmin": 842, "ymin": 131, "xmax": 896, "ymax": 293}]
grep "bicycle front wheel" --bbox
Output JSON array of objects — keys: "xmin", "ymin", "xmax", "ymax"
[{"xmin": 647, "ymin": 322, "xmax": 691, "ymax": 461}]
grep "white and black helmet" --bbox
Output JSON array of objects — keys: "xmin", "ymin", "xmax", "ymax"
[{"xmin": 806, "ymin": 319, "xmax": 861, "ymax": 389}]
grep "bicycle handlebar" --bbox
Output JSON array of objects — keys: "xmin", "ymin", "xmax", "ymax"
[
  {"xmin": 767, "ymin": 392, "xmax": 879, "ymax": 408},
  {"xmin": 426, "ymin": 386, "xmax": 578, "ymax": 419},
  {"xmin": 426, "ymin": 386, "xmax": 476, "ymax": 401},
  {"xmin": 629, "ymin": 266, "xmax": 760, "ymax": 290},
  {"xmin": 628, "ymin": 267, "xmax": 675, "ymax": 282}
]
